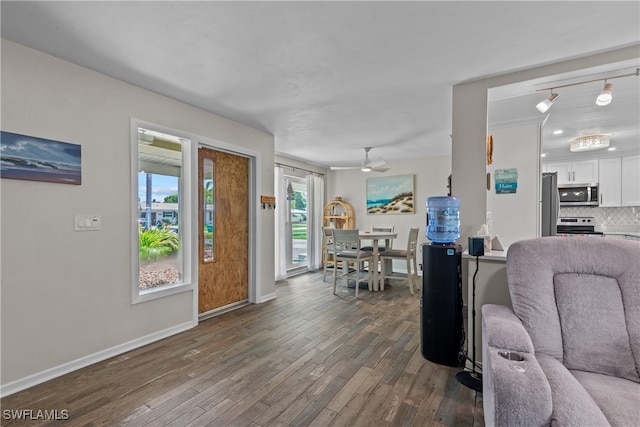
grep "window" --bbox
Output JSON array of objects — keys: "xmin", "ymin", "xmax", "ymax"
[
  {"xmin": 285, "ymin": 176, "xmax": 308, "ymax": 272},
  {"xmin": 202, "ymin": 158, "xmax": 214, "ymax": 262},
  {"xmin": 133, "ymin": 124, "xmax": 192, "ymax": 303}
]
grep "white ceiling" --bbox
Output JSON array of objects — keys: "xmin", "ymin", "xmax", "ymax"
[
  {"xmin": 2, "ymin": 2, "xmax": 639, "ymax": 168},
  {"xmin": 489, "ymin": 59, "xmax": 640, "ymax": 161}
]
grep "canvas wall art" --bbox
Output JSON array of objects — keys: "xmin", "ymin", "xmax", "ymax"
[
  {"xmin": 366, "ymin": 174, "xmax": 414, "ymax": 214},
  {"xmin": 1, "ymin": 131, "xmax": 81, "ymax": 185}
]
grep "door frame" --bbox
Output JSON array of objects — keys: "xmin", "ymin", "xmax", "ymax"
[
  {"xmin": 131, "ymin": 119, "xmax": 263, "ymax": 326},
  {"xmin": 195, "ymin": 137, "xmax": 261, "ymax": 324}
]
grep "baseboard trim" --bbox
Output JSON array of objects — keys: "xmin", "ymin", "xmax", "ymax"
[
  {"xmin": 258, "ymin": 292, "xmax": 277, "ymax": 303},
  {"xmin": 0, "ymin": 320, "xmax": 195, "ymax": 397}
]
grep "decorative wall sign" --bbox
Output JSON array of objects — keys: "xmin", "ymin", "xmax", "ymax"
[
  {"xmin": 366, "ymin": 174, "xmax": 414, "ymax": 214},
  {"xmin": 1, "ymin": 131, "xmax": 81, "ymax": 185},
  {"xmin": 494, "ymin": 168, "xmax": 517, "ymax": 194}
]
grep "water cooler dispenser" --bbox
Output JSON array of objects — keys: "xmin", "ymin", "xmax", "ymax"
[{"xmin": 420, "ymin": 196, "xmax": 463, "ymax": 366}]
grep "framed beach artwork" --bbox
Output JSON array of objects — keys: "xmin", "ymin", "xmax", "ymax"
[
  {"xmin": 0, "ymin": 131, "xmax": 81, "ymax": 185},
  {"xmin": 366, "ymin": 174, "xmax": 414, "ymax": 214}
]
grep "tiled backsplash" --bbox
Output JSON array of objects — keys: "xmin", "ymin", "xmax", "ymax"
[{"xmin": 559, "ymin": 206, "xmax": 640, "ymax": 229}]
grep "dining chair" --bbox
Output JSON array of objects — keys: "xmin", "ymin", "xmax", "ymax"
[
  {"xmin": 379, "ymin": 228, "xmax": 420, "ymax": 294},
  {"xmin": 332, "ymin": 229, "xmax": 374, "ymax": 297},
  {"xmin": 322, "ymin": 227, "xmax": 335, "ymax": 281},
  {"xmin": 360, "ymin": 226, "xmax": 395, "ymax": 252}
]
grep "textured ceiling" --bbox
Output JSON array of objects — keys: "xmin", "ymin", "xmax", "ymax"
[{"xmin": 2, "ymin": 1, "xmax": 639, "ymax": 167}]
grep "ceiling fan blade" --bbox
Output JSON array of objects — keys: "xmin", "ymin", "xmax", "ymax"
[
  {"xmin": 371, "ymin": 166, "xmax": 390, "ymax": 173},
  {"xmin": 329, "ymin": 166, "xmax": 361, "ymax": 170},
  {"xmin": 366, "ymin": 157, "xmax": 386, "ymax": 169}
]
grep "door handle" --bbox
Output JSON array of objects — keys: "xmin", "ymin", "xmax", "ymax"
[
  {"xmin": 568, "ymin": 172, "xmax": 571, "ymax": 182},
  {"xmin": 572, "ymin": 171, "xmax": 575, "ymax": 181}
]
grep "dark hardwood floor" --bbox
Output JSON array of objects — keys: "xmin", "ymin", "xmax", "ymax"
[{"xmin": 1, "ymin": 271, "xmax": 484, "ymax": 426}]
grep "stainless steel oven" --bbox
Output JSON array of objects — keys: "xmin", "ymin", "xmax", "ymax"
[
  {"xmin": 558, "ymin": 183, "xmax": 599, "ymax": 207},
  {"xmin": 557, "ymin": 217, "xmax": 604, "ymax": 237}
]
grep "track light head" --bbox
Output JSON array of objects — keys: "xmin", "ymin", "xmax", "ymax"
[
  {"xmin": 536, "ymin": 92, "xmax": 559, "ymax": 113},
  {"xmin": 596, "ymin": 82, "xmax": 613, "ymax": 106}
]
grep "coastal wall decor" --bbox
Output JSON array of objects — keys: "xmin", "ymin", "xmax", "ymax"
[
  {"xmin": 366, "ymin": 174, "xmax": 414, "ymax": 214},
  {"xmin": 0, "ymin": 131, "xmax": 81, "ymax": 185}
]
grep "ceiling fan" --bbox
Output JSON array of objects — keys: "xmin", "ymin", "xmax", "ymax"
[{"xmin": 329, "ymin": 147, "xmax": 389, "ymax": 172}]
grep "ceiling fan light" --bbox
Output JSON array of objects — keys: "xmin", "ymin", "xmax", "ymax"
[
  {"xmin": 596, "ymin": 82, "xmax": 612, "ymax": 106},
  {"xmin": 361, "ymin": 166, "xmax": 372, "ymax": 172},
  {"xmin": 536, "ymin": 92, "xmax": 559, "ymax": 113}
]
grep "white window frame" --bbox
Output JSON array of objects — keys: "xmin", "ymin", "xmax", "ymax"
[{"xmin": 131, "ymin": 119, "xmax": 194, "ymax": 304}]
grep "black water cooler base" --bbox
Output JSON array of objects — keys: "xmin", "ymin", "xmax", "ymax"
[{"xmin": 420, "ymin": 243, "xmax": 463, "ymax": 367}]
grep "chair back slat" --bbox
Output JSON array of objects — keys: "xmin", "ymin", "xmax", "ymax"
[{"xmin": 333, "ymin": 229, "xmax": 360, "ymax": 250}]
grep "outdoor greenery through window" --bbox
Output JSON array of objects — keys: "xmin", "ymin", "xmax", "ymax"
[
  {"xmin": 137, "ymin": 128, "xmax": 184, "ymax": 291},
  {"xmin": 203, "ymin": 158, "xmax": 214, "ymax": 262},
  {"xmin": 287, "ymin": 177, "xmax": 308, "ymax": 271}
]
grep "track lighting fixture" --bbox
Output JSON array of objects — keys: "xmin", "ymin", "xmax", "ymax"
[
  {"xmin": 536, "ymin": 92, "xmax": 559, "ymax": 113},
  {"xmin": 535, "ymin": 67, "xmax": 638, "ymax": 113},
  {"xmin": 596, "ymin": 82, "xmax": 612, "ymax": 106}
]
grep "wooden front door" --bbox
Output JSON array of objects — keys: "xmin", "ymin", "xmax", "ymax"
[{"xmin": 198, "ymin": 146, "xmax": 249, "ymax": 314}]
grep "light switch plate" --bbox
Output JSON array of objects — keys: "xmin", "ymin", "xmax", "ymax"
[{"xmin": 74, "ymin": 215, "xmax": 101, "ymax": 231}]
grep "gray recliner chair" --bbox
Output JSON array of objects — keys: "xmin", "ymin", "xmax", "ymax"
[{"xmin": 482, "ymin": 237, "xmax": 640, "ymax": 426}]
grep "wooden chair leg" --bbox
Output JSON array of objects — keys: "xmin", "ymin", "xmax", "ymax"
[
  {"xmin": 412, "ymin": 257, "xmax": 420, "ymax": 292},
  {"xmin": 332, "ymin": 259, "xmax": 338, "ymax": 295},
  {"xmin": 354, "ymin": 261, "xmax": 359, "ymax": 298},
  {"xmin": 406, "ymin": 258, "xmax": 414, "ymax": 294}
]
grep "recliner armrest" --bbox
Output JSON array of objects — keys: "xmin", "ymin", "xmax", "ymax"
[{"xmin": 482, "ymin": 304, "xmax": 552, "ymax": 427}]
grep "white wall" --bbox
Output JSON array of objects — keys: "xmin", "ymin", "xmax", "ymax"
[
  {"xmin": 326, "ymin": 155, "xmax": 452, "ymax": 266},
  {"xmin": 486, "ymin": 123, "xmax": 541, "ymax": 247},
  {"xmin": 0, "ymin": 40, "xmax": 275, "ymax": 394}
]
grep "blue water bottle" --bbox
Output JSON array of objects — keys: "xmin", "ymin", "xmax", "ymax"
[{"xmin": 426, "ymin": 196, "xmax": 460, "ymax": 244}]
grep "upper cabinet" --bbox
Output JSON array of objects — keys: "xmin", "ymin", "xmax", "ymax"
[
  {"xmin": 621, "ymin": 155, "xmax": 640, "ymax": 206},
  {"xmin": 546, "ymin": 159, "xmax": 598, "ymax": 185},
  {"xmin": 591, "ymin": 155, "xmax": 639, "ymax": 207},
  {"xmin": 599, "ymin": 157, "xmax": 622, "ymax": 207}
]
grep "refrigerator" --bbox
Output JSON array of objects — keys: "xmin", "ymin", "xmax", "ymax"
[{"xmin": 541, "ymin": 172, "xmax": 559, "ymax": 236}]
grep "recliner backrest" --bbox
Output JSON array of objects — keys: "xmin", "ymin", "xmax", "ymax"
[{"xmin": 506, "ymin": 237, "xmax": 640, "ymax": 382}]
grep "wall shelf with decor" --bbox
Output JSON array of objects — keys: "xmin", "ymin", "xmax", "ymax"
[{"xmin": 323, "ymin": 198, "xmax": 355, "ymax": 230}]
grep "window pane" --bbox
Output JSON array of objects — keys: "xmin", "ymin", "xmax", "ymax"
[
  {"xmin": 138, "ymin": 128, "xmax": 183, "ymax": 290},
  {"xmin": 203, "ymin": 158, "xmax": 214, "ymax": 262},
  {"xmin": 286, "ymin": 177, "xmax": 308, "ymax": 270}
]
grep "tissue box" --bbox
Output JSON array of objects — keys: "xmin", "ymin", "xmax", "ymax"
[{"xmin": 483, "ymin": 235, "xmax": 492, "ymax": 252}]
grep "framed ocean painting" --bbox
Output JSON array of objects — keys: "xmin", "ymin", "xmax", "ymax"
[
  {"xmin": 366, "ymin": 174, "xmax": 414, "ymax": 214},
  {"xmin": 1, "ymin": 131, "xmax": 81, "ymax": 185}
]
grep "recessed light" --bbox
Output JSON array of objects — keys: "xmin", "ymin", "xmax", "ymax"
[
  {"xmin": 608, "ymin": 147, "xmax": 616, "ymax": 151},
  {"xmin": 552, "ymin": 130, "xmax": 563, "ymax": 135},
  {"xmin": 541, "ymin": 153, "xmax": 548, "ymax": 158}
]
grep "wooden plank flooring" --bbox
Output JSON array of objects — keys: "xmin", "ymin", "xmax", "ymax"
[{"xmin": 1, "ymin": 271, "xmax": 484, "ymax": 426}]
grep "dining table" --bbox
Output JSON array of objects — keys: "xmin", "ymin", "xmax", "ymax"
[{"xmin": 359, "ymin": 230, "xmax": 398, "ymax": 291}]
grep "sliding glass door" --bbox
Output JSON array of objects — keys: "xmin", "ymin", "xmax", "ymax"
[{"xmin": 285, "ymin": 176, "xmax": 308, "ymax": 273}]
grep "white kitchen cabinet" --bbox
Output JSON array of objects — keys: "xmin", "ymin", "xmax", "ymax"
[
  {"xmin": 599, "ymin": 157, "xmax": 622, "ymax": 207},
  {"xmin": 546, "ymin": 159, "xmax": 598, "ymax": 184},
  {"xmin": 621, "ymin": 155, "xmax": 640, "ymax": 206}
]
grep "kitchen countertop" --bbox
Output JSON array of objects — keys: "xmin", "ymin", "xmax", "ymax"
[
  {"xmin": 596, "ymin": 227, "xmax": 640, "ymax": 238},
  {"xmin": 600, "ymin": 231, "xmax": 640, "ymax": 238}
]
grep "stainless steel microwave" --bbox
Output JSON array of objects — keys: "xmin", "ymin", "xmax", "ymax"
[{"xmin": 558, "ymin": 183, "xmax": 599, "ymax": 206}]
